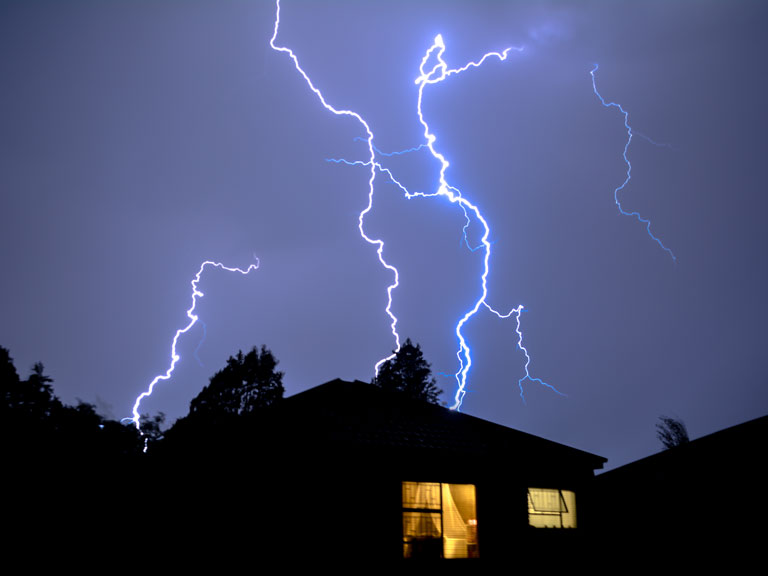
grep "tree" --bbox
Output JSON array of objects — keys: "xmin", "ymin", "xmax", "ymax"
[
  {"xmin": 372, "ymin": 338, "xmax": 442, "ymax": 404},
  {"xmin": 1, "ymin": 346, "xmax": 20, "ymax": 415},
  {"xmin": 23, "ymin": 362, "xmax": 61, "ymax": 420},
  {"xmin": 1, "ymin": 346, "xmax": 144, "ymax": 457},
  {"xmin": 1, "ymin": 346, "xmax": 19, "ymax": 387},
  {"xmin": 139, "ymin": 412, "xmax": 166, "ymax": 443},
  {"xmin": 1, "ymin": 350, "xmax": 61, "ymax": 428},
  {"xmin": 656, "ymin": 415, "xmax": 689, "ymax": 449},
  {"xmin": 189, "ymin": 345, "xmax": 284, "ymax": 418}
]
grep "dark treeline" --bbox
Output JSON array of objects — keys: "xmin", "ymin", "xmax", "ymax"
[
  {"xmin": 1, "ymin": 343, "xmax": 291, "ymax": 557},
  {"xmin": 1, "ymin": 346, "xmax": 144, "ymax": 460},
  {"xmin": 2, "ymin": 339, "xmax": 441, "ymax": 458},
  {"xmin": 2, "ymin": 340, "xmax": 441, "ymax": 558},
  {"xmin": 0, "ymin": 344, "xmax": 289, "ymax": 457}
]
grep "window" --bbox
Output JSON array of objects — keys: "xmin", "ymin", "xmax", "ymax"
[
  {"xmin": 527, "ymin": 488, "xmax": 577, "ymax": 528},
  {"xmin": 402, "ymin": 481, "xmax": 478, "ymax": 559}
]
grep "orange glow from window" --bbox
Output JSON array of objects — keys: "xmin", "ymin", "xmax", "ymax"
[
  {"xmin": 527, "ymin": 488, "xmax": 576, "ymax": 528},
  {"xmin": 402, "ymin": 482, "xmax": 478, "ymax": 559}
]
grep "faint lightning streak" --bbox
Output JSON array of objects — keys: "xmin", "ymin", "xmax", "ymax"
[
  {"xmin": 127, "ymin": 260, "xmax": 259, "ymax": 448},
  {"xmin": 633, "ymin": 131, "xmax": 674, "ymax": 149},
  {"xmin": 271, "ymin": 0, "xmax": 400, "ymax": 370},
  {"xmin": 193, "ymin": 321, "xmax": 207, "ymax": 367},
  {"xmin": 590, "ymin": 64, "xmax": 676, "ymax": 261},
  {"xmin": 352, "ymin": 136, "xmax": 428, "ymax": 157}
]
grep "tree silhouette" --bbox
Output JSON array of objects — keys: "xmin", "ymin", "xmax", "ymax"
[
  {"xmin": 189, "ymin": 345, "xmax": 284, "ymax": 418},
  {"xmin": 139, "ymin": 412, "xmax": 166, "ymax": 443},
  {"xmin": 372, "ymin": 338, "xmax": 442, "ymax": 404},
  {"xmin": 1, "ymin": 351, "xmax": 61, "ymax": 442},
  {"xmin": 1, "ymin": 345, "xmax": 143, "ymax": 457},
  {"xmin": 1, "ymin": 346, "xmax": 21, "ymax": 417},
  {"xmin": 656, "ymin": 415, "xmax": 689, "ymax": 449},
  {"xmin": 1, "ymin": 346, "xmax": 19, "ymax": 387}
]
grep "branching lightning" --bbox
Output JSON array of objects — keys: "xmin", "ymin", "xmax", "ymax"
[
  {"xmin": 483, "ymin": 303, "xmax": 564, "ymax": 403},
  {"xmin": 271, "ymin": 0, "xmax": 401, "ymax": 372},
  {"xmin": 128, "ymin": 3, "xmax": 678, "ymax": 439},
  {"xmin": 275, "ymin": 9, "xmax": 675, "ymax": 410},
  {"xmin": 316, "ymin": 19, "xmax": 557, "ymax": 408},
  {"xmin": 127, "ymin": 259, "xmax": 259, "ymax": 447},
  {"xmin": 590, "ymin": 64, "xmax": 676, "ymax": 261},
  {"xmin": 412, "ymin": 34, "xmax": 560, "ymax": 410}
]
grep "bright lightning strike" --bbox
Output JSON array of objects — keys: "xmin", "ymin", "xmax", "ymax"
[
  {"xmin": 323, "ymin": 26, "xmax": 558, "ymax": 408},
  {"xmin": 413, "ymin": 34, "xmax": 559, "ymax": 410},
  {"xmin": 127, "ymin": 259, "xmax": 259, "ymax": 448},
  {"xmin": 590, "ymin": 64, "xmax": 676, "ymax": 261},
  {"xmin": 127, "ymin": 1, "xmax": 583, "ymax": 447},
  {"xmin": 271, "ymin": 0, "xmax": 402, "ymax": 372}
]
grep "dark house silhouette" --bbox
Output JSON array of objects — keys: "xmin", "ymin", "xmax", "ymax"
[
  {"xmin": 594, "ymin": 413, "xmax": 768, "ymax": 548},
  {"xmin": 161, "ymin": 379, "xmax": 606, "ymax": 560}
]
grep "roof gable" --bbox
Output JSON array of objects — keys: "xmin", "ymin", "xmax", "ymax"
[{"xmin": 273, "ymin": 378, "xmax": 606, "ymax": 471}]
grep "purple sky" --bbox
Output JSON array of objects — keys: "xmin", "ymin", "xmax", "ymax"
[{"xmin": 2, "ymin": 0, "xmax": 767, "ymax": 470}]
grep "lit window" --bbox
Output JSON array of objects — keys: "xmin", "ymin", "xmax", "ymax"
[
  {"xmin": 527, "ymin": 488, "xmax": 577, "ymax": 528},
  {"xmin": 402, "ymin": 481, "xmax": 479, "ymax": 559}
]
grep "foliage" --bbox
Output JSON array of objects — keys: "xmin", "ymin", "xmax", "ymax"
[
  {"xmin": 656, "ymin": 415, "xmax": 690, "ymax": 449},
  {"xmin": 189, "ymin": 345, "xmax": 284, "ymax": 418},
  {"xmin": 139, "ymin": 412, "xmax": 166, "ymax": 443},
  {"xmin": 372, "ymin": 338, "xmax": 442, "ymax": 404},
  {"xmin": 1, "ymin": 351, "xmax": 61, "ymax": 437},
  {"xmin": 1, "ymin": 350, "xmax": 61, "ymax": 424},
  {"xmin": 0, "ymin": 346, "xmax": 20, "ymax": 389},
  {"xmin": 1, "ymin": 345, "xmax": 144, "ymax": 457}
]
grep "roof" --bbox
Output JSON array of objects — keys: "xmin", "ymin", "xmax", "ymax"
[
  {"xmin": 269, "ymin": 378, "xmax": 606, "ymax": 475},
  {"xmin": 593, "ymin": 413, "xmax": 768, "ymax": 540},
  {"xmin": 597, "ymin": 412, "xmax": 768, "ymax": 483}
]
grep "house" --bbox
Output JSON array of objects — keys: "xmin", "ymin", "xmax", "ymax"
[
  {"xmin": 159, "ymin": 378, "xmax": 605, "ymax": 560},
  {"xmin": 594, "ymin": 413, "xmax": 768, "ymax": 545}
]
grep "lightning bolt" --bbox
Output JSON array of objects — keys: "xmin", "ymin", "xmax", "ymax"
[
  {"xmin": 414, "ymin": 35, "xmax": 560, "ymax": 409},
  {"xmin": 129, "ymin": 3, "xmax": 682, "ymax": 438},
  {"xmin": 127, "ymin": 259, "xmax": 259, "ymax": 449},
  {"xmin": 590, "ymin": 64, "xmax": 676, "ymax": 261},
  {"xmin": 271, "ymin": 0, "xmax": 401, "ymax": 371},
  {"xmin": 483, "ymin": 303, "xmax": 564, "ymax": 403},
  {"xmin": 318, "ymin": 22, "xmax": 557, "ymax": 408}
]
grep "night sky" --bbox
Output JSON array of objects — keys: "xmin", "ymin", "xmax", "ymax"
[{"xmin": 2, "ymin": 0, "xmax": 767, "ymax": 470}]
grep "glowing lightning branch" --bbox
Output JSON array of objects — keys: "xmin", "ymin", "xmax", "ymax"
[
  {"xmin": 590, "ymin": 64, "xmax": 676, "ymax": 261},
  {"xmin": 128, "ymin": 260, "xmax": 259, "ymax": 446},
  {"xmin": 352, "ymin": 136, "xmax": 428, "ymax": 158},
  {"xmin": 411, "ymin": 36, "xmax": 560, "ymax": 410},
  {"xmin": 275, "ymin": 0, "xmax": 557, "ymax": 410},
  {"xmin": 127, "ymin": 2, "xmax": 572, "ymax": 445},
  {"xmin": 328, "ymin": 32, "xmax": 557, "ymax": 409},
  {"xmin": 271, "ymin": 0, "xmax": 401, "ymax": 371},
  {"xmin": 483, "ymin": 303, "xmax": 565, "ymax": 403}
]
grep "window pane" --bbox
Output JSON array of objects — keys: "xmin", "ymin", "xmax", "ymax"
[
  {"xmin": 442, "ymin": 483, "xmax": 478, "ymax": 559},
  {"xmin": 403, "ymin": 512, "xmax": 442, "ymax": 558},
  {"xmin": 402, "ymin": 481, "xmax": 441, "ymax": 510},
  {"xmin": 403, "ymin": 511, "xmax": 442, "ymax": 538},
  {"xmin": 402, "ymin": 482, "xmax": 479, "ymax": 558},
  {"xmin": 528, "ymin": 488, "xmax": 577, "ymax": 528}
]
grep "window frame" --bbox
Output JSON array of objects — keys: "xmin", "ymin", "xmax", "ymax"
[
  {"xmin": 401, "ymin": 481, "xmax": 479, "ymax": 559},
  {"xmin": 527, "ymin": 487, "xmax": 577, "ymax": 529}
]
